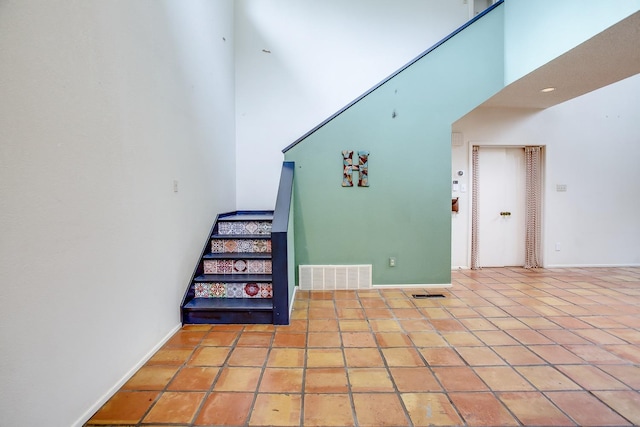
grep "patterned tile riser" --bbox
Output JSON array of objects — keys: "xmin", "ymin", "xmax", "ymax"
[
  {"xmin": 203, "ymin": 260, "xmax": 272, "ymax": 274},
  {"xmin": 194, "ymin": 283, "xmax": 273, "ymax": 298},
  {"xmin": 218, "ymin": 221, "xmax": 272, "ymax": 236},
  {"xmin": 211, "ymin": 239, "xmax": 272, "ymax": 254}
]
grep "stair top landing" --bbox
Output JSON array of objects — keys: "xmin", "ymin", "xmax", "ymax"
[{"xmin": 219, "ymin": 213, "xmax": 274, "ymax": 222}]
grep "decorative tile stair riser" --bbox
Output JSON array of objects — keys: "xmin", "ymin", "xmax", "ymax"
[
  {"xmin": 218, "ymin": 221, "xmax": 272, "ymax": 235},
  {"xmin": 181, "ymin": 211, "xmax": 276, "ymax": 325},
  {"xmin": 194, "ymin": 282, "xmax": 273, "ymax": 299},
  {"xmin": 211, "ymin": 239, "xmax": 272, "ymax": 254},
  {"xmin": 203, "ymin": 259, "xmax": 272, "ymax": 274}
]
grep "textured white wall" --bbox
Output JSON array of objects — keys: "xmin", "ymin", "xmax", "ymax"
[
  {"xmin": 0, "ymin": 1, "xmax": 235, "ymax": 425},
  {"xmin": 234, "ymin": 0, "xmax": 471, "ymax": 209},
  {"xmin": 452, "ymin": 74, "xmax": 640, "ymax": 268}
]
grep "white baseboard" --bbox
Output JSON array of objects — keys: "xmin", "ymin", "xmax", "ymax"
[
  {"xmin": 545, "ymin": 263, "xmax": 640, "ymax": 268},
  {"xmin": 373, "ymin": 283, "xmax": 452, "ymax": 289},
  {"xmin": 289, "ymin": 286, "xmax": 298, "ymax": 315},
  {"xmin": 72, "ymin": 322, "xmax": 182, "ymax": 427}
]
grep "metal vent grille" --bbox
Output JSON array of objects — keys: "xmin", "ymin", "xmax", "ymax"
[{"xmin": 299, "ymin": 265, "xmax": 372, "ymax": 290}]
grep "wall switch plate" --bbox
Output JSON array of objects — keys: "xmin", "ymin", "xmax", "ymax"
[{"xmin": 173, "ymin": 180, "xmax": 179, "ymax": 193}]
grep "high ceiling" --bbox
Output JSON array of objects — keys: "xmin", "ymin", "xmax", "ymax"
[{"xmin": 480, "ymin": 10, "xmax": 640, "ymax": 109}]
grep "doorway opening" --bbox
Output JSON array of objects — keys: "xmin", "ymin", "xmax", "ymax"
[{"xmin": 470, "ymin": 145, "xmax": 544, "ymax": 269}]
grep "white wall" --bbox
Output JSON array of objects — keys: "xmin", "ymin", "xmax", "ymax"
[
  {"xmin": 234, "ymin": 0, "xmax": 471, "ymax": 209},
  {"xmin": 0, "ymin": 1, "xmax": 235, "ymax": 426},
  {"xmin": 452, "ymin": 74, "xmax": 640, "ymax": 268}
]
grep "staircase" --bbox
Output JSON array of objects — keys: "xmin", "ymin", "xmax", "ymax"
[{"xmin": 181, "ymin": 211, "xmax": 276, "ymax": 324}]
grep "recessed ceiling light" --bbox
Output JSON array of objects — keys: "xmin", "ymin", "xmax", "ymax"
[{"xmin": 541, "ymin": 87, "xmax": 556, "ymax": 93}]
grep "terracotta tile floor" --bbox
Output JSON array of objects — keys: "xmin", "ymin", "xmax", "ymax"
[{"xmin": 86, "ymin": 267, "xmax": 640, "ymax": 426}]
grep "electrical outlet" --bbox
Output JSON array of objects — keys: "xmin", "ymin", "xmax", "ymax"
[{"xmin": 389, "ymin": 257, "xmax": 396, "ymax": 267}]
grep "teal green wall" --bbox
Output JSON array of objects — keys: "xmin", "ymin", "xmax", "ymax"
[{"xmin": 285, "ymin": 6, "xmax": 505, "ymax": 285}]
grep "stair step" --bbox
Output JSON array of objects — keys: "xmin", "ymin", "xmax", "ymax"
[
  {"xmin": 183, "ymin": 298, "xmax": 273, "ymax": 311},
  {"xmin": 194, "ymin": 274, "xmax": 272, "ymax": 282},
  {"xmin": 182, "ymin": 298, "xmax": 273, "ymax": 324},
  {"xmin": 204, "ymin": 253, "xmax": 271, "ymax": 260},
  {"xmin": 218, "ymin": 213, "xmax": 274, "ymax": 222}
]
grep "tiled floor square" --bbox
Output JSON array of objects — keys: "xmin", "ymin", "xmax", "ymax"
[
  {"xmin": 344, "ymin": 347, "xmax": 385, "ymax": 367},
  {"xmin": 556, "ymin": 364, "xmax": 630, "ymax": 390},
  {"xmin": 381, "ymin": 347, "xmax": 425, "ymax": 367},
  {"xmin": 433, "ymin": 366, "xmax": 489, "ymax": 392},
  {"xmin": 303, "ymin": 394, "xmax": 355, "ymax": 426},
  {"xmin": 194, "ymin": 392, "xmax": 253, "ymax": 426},
  {"xmin": 341, "ymin": 331, "xmax": 377, "ymax": 347},
  {"xmin": 474, "ymin": 366, "xmax": 534, "ymax": 391},
  {"xmin": 348, "ymin": 367, "xmax": 395, "ymax": 392},
  {"xmin": 389, "ymin": 367, "xmax": 442, "ymax": 392},
  {"xmin": 213, "ymin": 367, "xmax": 261, "ymax": 392},
  {"xmin": 236, "ymin": 331, "xmax": 273, "ymax": 347},
  {"xmin": 87, "ymin": 391, "xmax": 159, "ymax": 425},
  {"xmin": 306, "ymin": 348, "xmax": 344, "ymax": 367},
  {"xmin": 448, "ymin": 392, "xmax": 519, "ymax": 426},
  {"xmin": 267, "ymin": 348, "xmax": 305, "ymax": 367},
  {"xmin": 455, "ymin": 346, "xmax": 505, "ymax": 365},
  {"xmin": 146, "ymin": 348, "xmax": 194, "ymax": 366},
  {"xmin": 307, "ymin": 331, "xmax": 341, "ymax": 347},
  {"xmin": 167, "ymin": 367, "xmax": 219, "ymax": 391},
  {"xmin": 142, "ymin": 391, "xmax": 204, "ymax": 424},
  {"xmin": 259, "ymin": 367, "xmax": 304, "ymax": 393},
  {"xmin": 273, "ymin": 331, "xmax": 307, "ymax": 347},
  {"xmin": 402, "ymin": 393, "xmax": 463, "ymax": 426},
  {"xmin": 227, "ymin": 346, "xmax": 268, "ymax": 366},
  {"xmin": 200, "ymin": 331, "xmax": 238, "ymax": 346},
  {"xmin": 187, "ymin": 346, "xmax": 231, "ymax": 366},
  {"xmin": 352, "ymin": 393, "xmax": 410, "ymax": 426},
  {"xmin": 528, "ymin": 344, "xmax": 585, "ymax": 364},
  {"xmin": 304, "ymin": 367, "xmax": 349, "ymax": 393},
  {"xmin": 121, "ymin": 366, "xmax": 179, "ymax": 390},
  {"xmin": 498, "ymin": 392, "xmax": 575, "ymax": 426},
  {"xmin": 515, "ymin": 366, "xmax": 581, "ymax": 391},
  {"xmin": 418, "ymin": 347, "xmax": 465, "ymax": 366},
  {"xmin": 375, "ymin": 331, "xmax": 413, "ymax": 347},
  {"xmin": 249, "ymin": 393, "xmax": 302, "ymax": 426}
]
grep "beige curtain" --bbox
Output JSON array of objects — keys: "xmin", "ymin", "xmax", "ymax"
[
  {"xmin": 524, "ymin": 146, "xmax": 542, "ymax": 268},
  {"xmin": 470, "ymin": 146, "xmax": 480, "ymax": 270}
]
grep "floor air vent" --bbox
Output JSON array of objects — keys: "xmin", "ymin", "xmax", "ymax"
[
  {"xmin": 412, "ymin": 293, "xmax": 446, "ymax": 299},
  {"xmin": 299, "ymin": 265, "xmax": 372, "ymax": 290}
]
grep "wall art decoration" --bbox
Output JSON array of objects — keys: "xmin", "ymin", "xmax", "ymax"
[
  {"xmin": 342, "ymin": 149, "xmax": 370, "ymax": 187},
  {"xmin": 358, "ymin": 150, "xmax": 369, "ymax": 187},
  {"xmin": 342, "ymin": 150, "xmax": 354, "ymax": 187}
]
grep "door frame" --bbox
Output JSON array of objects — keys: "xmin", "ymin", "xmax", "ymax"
[{"xmin": 466, "ymin": 143, "xmax": 546, "ymax": 269}]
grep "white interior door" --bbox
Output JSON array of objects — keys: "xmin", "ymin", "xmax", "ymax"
[{"xmin": 477, "ymin": 147, "xmax": 526, "ymax": 267}]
